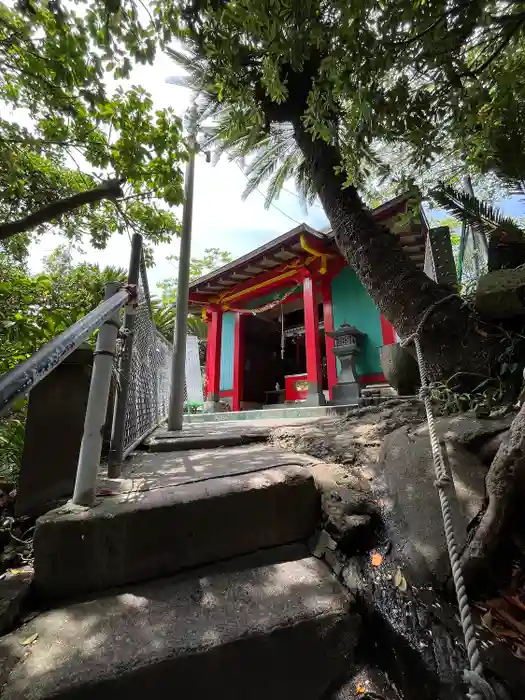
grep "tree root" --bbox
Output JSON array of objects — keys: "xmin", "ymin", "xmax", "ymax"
[{"xmin": 462, "ymin": 402, "xmax": 525, "ymax": 596}]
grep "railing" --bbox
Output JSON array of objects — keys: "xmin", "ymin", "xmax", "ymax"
[
  {"xmin": 0, "ymin": 287, "xmax": 131, "ymax": 419},
  {"xmin": 0, "ymin": 232, "xmax": 174, "ymax": 506},
  {"xmin": 108, "ymin": 236, "xmax": 173, "ymax": 474}
]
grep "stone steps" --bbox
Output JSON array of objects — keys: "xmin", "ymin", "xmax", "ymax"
[
  {"xmin": 32, "ymin": 463, "xmax": 319, "ymax": 600},
  {"xmin": 0, "ymin": 555, "xmax": 360, "ymax": 700}
]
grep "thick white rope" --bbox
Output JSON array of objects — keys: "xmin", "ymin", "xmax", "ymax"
[
  {"xmin": 400, "ymin": 294, "xmax": 495, "ymax": 700},
  {"xmin": 413, "ymin": 337, "xmax": 495, "ymax": 700}
]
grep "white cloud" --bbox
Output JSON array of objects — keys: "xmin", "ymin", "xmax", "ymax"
[{"xmin": 27, "ymin": 50, "xmax": 328, "ymax": 293}]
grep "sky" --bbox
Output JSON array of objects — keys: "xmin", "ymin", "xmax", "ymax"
[{"xmin": 27, "ymin": 49, "xmax": 525, "ymax": 293}]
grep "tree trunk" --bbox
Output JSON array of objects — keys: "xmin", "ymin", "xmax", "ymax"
[{"xmin": 292, "ymin": 119, "xmax": 493, "ymax": 383}]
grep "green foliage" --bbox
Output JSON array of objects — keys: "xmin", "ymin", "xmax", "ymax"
[
  {"xmin": 0, "ymin": 246, "xmax": 126, "ymax": 375},
  {"xmin": 158, "ymin": 248, "xmax": 232, "ymax": 303},
  {"xmin": 150, "ymin": 297, "xmax": 176, "ymax": 341},
  {"xmin": 0, "ymin": 409, "xmax": 25, "ymax": 484},
  {"xmin": 151, "ymin": 298, "xmax": 207, "ymax": 341},
  {"xmin": 0, "ymin": 245, "xmax": 128, "ymax": 481},
  {"xmin": 432, "ymin": 184, "xmax": 524, "ymax": 241},
  {"xmin": 153, "ymin": 247, "xmax": 231, "ymax": 351},
  {"xmin": 170, "ymin": 0, "xmax": 525, "ymax": 208},
  {"xmin": 0, "ymin": 0, "xmax": 185, "ymax": 256}
]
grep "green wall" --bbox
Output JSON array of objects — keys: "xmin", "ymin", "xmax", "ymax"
[
  {"xmin": 220, "ymin": 312, "xmax": 235, "ymax": 391},
  {"xmin": 331, "ymin": 267, "xmax": 383, "ymax": 376}
]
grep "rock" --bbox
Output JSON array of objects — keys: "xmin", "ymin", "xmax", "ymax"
[
  {"xmin": 307, "ymin": 529, "xmax": 337, "ymax": 558},
  {"xmin": 322, "ymin": 486, "xmax": 378, "ymax": 516},
  {"xmin": 0, "ymin": 566, "xmax": 33, "ymax": 635},
  {"xmin": 324, "ymin": 548, "xmax": 345, "ymax": 577},
  {"xmin": 476, "ymin": 429, "xmax": 509, "ymax": 465},
  {"xmin": 412, "ymin": 411, "xmax": 516, "ymax": 447},
  {"xmin": 374, "ymin": 425, "xmax": 487, "ymax": 586},
  {"xmin": 322, "ymin": 487, "xmax": 381, "ymax": 555}
]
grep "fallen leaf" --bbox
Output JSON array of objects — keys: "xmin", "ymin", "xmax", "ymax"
[
  {"xmin": 355, "ymin": 684, "xmax": 366, "ymax": 694},
  {"xmin": 21, "ymin": 633, "xmax": 38, "ymax": 646},
  {"xmin": 481, "ymin": 610, "xmax": 493, "ymax": 631},
  {"xmin": 370, "ymin": 552, "xmax": 383, "ymax": 567},
  {"xmin": 394, "ymin": 568, "xmax": 408, "ymax": 592},
  {"xmin": 8, "ymin": 569, "xmax": 26, "ymax": 576}
]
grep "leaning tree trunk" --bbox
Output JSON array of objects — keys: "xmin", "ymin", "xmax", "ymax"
[{"xmin": 292, "ymin": 119, "xmax": 493, "ymax": 384}]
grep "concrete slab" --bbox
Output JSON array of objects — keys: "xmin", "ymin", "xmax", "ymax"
[
  {"xmin": 33, "ymin": 459, "xmax": 320, "ymax": 599},
  {"xmin": 98, "ymin": 444, "xmax": 319, "ymax": 495},
  {"xmin": 0, "ymin": 557, "xmax": 360, "ymax": 700},
  {"xmin": 146, "ymin": 416, "xmax": 328, "ymax": 449}
]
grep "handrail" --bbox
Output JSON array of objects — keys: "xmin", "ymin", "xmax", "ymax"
[{"xmin": 0, "ymin": 286, "xmax": 131, "ymax": 418}]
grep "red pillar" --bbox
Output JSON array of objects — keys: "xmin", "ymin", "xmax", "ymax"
[
  {"xmin": 380, "ymin": 315, "xmax": 397, "ymax": 345},
  {"xmin": 302, "ymin": 275, "xmax": 326, "ymax": 405},
  {"xmin": 232, "ymin": 312, "xmax": 245, "ymax": 412},
  {"xmin": 322, "ymin": 278, "xmax": 337, "ymax": 401},
  {"xmin": 205, "ymin": 307, "xmax": 222, "ymax": 401}
]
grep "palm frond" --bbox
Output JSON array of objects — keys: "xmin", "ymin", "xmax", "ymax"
[
  {"xmin": 167, "ymin": 44, "xmax": 318, "ymax": 210},
  {"xmin": 295, "ymin": 160, "xmax": 318, "ymax": 207},
  {"xmin": 264, "ymin": 152, "xmax": 302, "ymax": 209},
  {"xmin": 431, "ymin": 184, "xmax": 524, "ymax": 239}
]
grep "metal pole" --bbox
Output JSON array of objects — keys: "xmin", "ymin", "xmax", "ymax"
[
  {"xmin": 108, "ymin": 233, "xmax": 143, "ymax": 477},
  {"xmin": 167, "ymin": 104, "xmax": 198, "ymax": 431},
  {"xmin": 72, "ymin": 281, "xmax": 123, "ymax": 506}
]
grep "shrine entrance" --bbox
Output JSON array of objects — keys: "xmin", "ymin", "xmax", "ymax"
[{"xmin": 240, "ymin": 297, "xmax": 328, "ymax": 408}]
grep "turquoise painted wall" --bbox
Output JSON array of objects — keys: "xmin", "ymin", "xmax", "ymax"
[
  {"xmin": 220, "ymin": 312, "xmax": 235, "ymax": 391},
  {"xmin": 331, "ymin": 267, "xmax": 383, "ymax": 376}
]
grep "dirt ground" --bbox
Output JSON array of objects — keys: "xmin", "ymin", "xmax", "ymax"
[{"xmin": 270, "ymin": 399, "xmax": 426, "ymax": 473}]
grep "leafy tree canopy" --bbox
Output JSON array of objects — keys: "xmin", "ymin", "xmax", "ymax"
[
  {"xmin": 173, "ymin": 0, "xmax": 525, "ymax": 198},
  {"xmin": 0, "ymin": 0, "xmax": 186, "ymax": 259},
  {"xmin": 0, "ymin": 245, "xmax": 126, "ymax": 374}
]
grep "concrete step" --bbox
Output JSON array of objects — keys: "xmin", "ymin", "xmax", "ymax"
[
  {"xmin": 183, "ymin": 403, "xmax": 359, "ymax": 423},
  {"xmin": 0, "ymin": 556, "xmax": 360, "ymax": 700},
  {"xmin": 32, "ymin": 463, "xmax": 319, "ymax": 599}
]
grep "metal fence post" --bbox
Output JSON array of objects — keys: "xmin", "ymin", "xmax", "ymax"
[
  {"xmin": 72, "ymin": 281, "xmax": 123, "ymax": 506},
  {"xmin": 108, "ymin": 234, "xmax": 143, "ymax": 477}
]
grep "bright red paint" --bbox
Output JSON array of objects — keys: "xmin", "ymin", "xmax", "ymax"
[
  {"xmin": 205, "ymin": 307, "xmax": 223, "ymax": 399},
  {"xmin": 285, "ymin": 373, "xmax": 308, "ymax": 401},
  {"xmin": 303, "ymin": 275, "xmax": 323, "ymax": 393},
  {"xmin": 232, "ymin": 312, "xmax": 245, "ymax": 412},
  {"xmin": 380, "ymin": 315, "xmax": 397, "ymax": 345},
  {"xmin": 359, "ymin": 373, "xmax": 387, "ymax": 384}
]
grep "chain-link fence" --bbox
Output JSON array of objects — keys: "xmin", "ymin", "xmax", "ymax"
[{"xmin": 118, "ymin": 258, "xmax": 175, "ymax": 458}]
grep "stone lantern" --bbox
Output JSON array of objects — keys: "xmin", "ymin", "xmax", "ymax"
[{"xmin": 326, "ymin": 322, "xmax": 365, "ymax": 404}]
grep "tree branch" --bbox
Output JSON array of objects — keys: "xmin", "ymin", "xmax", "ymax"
[
  {"xmin": 467, "ymin": 17, "xmax": 525, "ymax": 76},
  {"xmin": 0, "ymin": 178, "xmax": 125, "ymax": 240}
]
